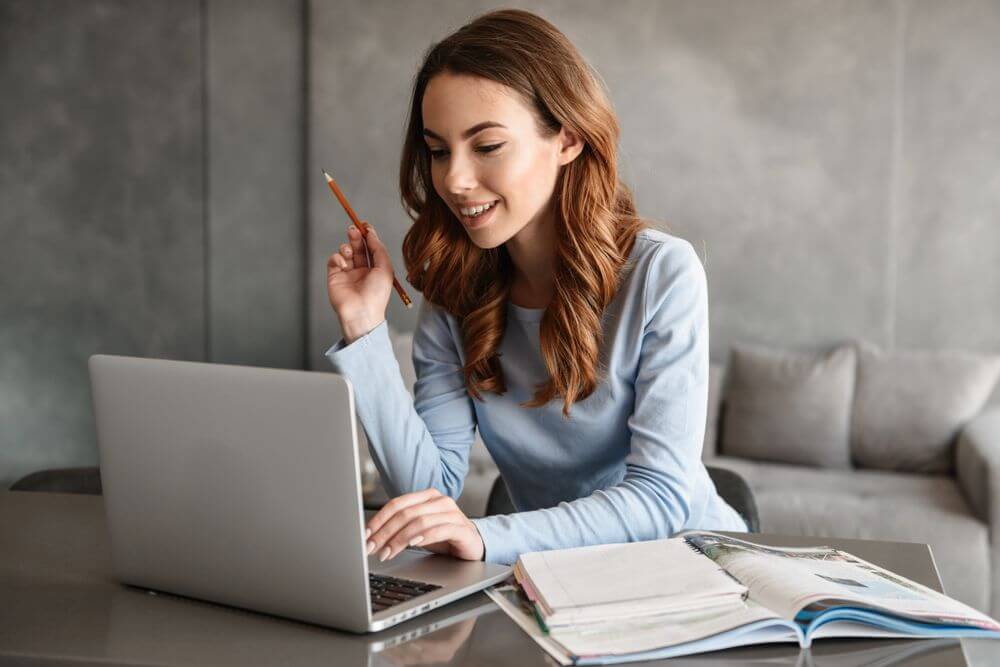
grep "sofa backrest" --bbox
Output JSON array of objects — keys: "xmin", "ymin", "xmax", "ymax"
[{"xmin": 708, "ymin": 341, "xmax": 1000, "ymax": 474}]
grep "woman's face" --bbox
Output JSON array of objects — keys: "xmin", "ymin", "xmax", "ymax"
[{"xmin": 421, "ymin": 72, "xmax": 580, "ymax": 249}]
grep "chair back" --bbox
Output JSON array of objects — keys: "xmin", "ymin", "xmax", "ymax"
[{"xmin": 485, "ymin": 467, "xmax": 760, "ymax": 533}]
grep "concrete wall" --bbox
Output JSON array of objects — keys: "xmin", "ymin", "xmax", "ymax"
[
  {"xmin": 0, "ymin": 0, "xmax": 304, "ymax": 488},
  {"xmin": 308, "ymin": 0, "xmax": 1000, "ymax": 373},
  {"xmin": 3, "ymin": 0, "xmax": 999, "ymax": 485}
]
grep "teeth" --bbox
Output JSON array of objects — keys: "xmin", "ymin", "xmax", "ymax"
[{"xmin": 460, "ymin": 201, "xmax": 496, "ymax": 217}]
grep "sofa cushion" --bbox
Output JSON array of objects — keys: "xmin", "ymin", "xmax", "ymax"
[
  {"xmin": 851, "ymin": 341, "xmax": 1000, "ymax": 474},
  {"xmin": 720, "ymin": 343, "xmax": 855, "ymax": 469},
  {"xmin": 708, "ymin": 455, "xmax": 990, "ymax": 612}
]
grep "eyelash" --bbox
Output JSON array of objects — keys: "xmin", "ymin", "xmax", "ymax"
[{"xmin": 428, "ymin": 143, "xmax": 504, "ymax": 161}]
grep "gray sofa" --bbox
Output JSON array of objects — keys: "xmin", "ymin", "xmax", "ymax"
[
  {"xmin": 703, "ymin": 342, "xmax": 1000, "ymax": 614},
  {"xmin": 375, "ymin": 327, "xmax": 1000, "ymax": 614}
]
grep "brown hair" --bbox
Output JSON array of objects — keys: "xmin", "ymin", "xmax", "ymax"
[{"xmin": 399, "ymin": 8, "xmax": 646, "ymax": 417}]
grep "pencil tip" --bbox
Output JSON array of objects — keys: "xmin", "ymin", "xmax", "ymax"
[{"xmin": 321, "ymin": 168, "xmax": 332, "ymax": 181}]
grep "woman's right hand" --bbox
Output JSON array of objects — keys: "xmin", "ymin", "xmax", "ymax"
[{"xmin": 326, "ymin": 222, "xmax": 394, "ymax": 344}]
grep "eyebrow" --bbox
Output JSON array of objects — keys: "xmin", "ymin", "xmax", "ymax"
[{"xmin": 422, "ymin": 121, "xmax": 507, "ymax": 142}]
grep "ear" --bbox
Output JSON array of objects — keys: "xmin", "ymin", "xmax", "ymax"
[{"xmin": 556, "ymin": 126, "xmax": 585, "ymax": 166}]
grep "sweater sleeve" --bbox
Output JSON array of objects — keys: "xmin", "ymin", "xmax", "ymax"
[
  {"xmin": 324, "ymin": 300, "xmax": 477, "ymax": 499},
  {"xmin": 471, "ymin": 241, "xmax": 714, "ymax": 564}
]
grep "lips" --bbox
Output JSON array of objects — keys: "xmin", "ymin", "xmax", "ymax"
[
  {"xmin": 456, "ymin": 200, "xmax": 499, "ymax": 216},
  {"xmin": 458, "ymin": 200, "xmax": 499, "ymax": 229}
]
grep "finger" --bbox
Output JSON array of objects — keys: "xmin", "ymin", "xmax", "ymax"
[
  {"xmin": 348, "ymin": 224, "xmax": 370, "ymax": 268},
  {"xmin": 327, "ymin": 252, "xmax": 345, "ymax": 275},
  {"xmin": 379, "ymin": 511, "xmax": 464, "ymax": 560},
  {"xmin": 366, "ymin": 490, "xmax": 445, "ymax": 552},
  {"xmin": 338, "ymin": 242, "xmax": 355, "ymax": 267},
  {"xmin": 369, "ymin": 496, "xmax": 455, "ymax": 558},
  {"xmin": 328, "ymin": 266, "xmax": 366, "ymax": 287},
  {"xmin": 360, "ymin": 223, "xmax": 391, "ymax": 269},
  {"xmin": 368, "ymin": 488, "xmax": 441, "ymax": 535},
  {"xmin": 386, "ymin": 519, "xmax": 471, "ymax": 561}
]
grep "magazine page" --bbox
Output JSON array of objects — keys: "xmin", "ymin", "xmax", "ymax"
[{"xmin": 684, "ymin": 532, "xmax": 1000, "ymax": 631}]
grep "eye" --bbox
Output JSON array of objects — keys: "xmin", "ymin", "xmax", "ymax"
[{"xmin": 427, "ymin": 143, "xmax": 505, "ymax": 161}]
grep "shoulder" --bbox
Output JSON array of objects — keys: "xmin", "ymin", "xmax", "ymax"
[
  {"xmin": 413, "ymin": 298, "xmax": 463, "ymax": 360},
  {"xmin": 630, "ymin": 227, "xmax": 702, "ymax": 274},
  {"xmin": 626, "ymin": 228, "xmax": 707, "ymax": 323}
]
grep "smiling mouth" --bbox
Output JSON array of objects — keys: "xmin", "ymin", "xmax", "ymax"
[
  {"xmin": 457, "ymin": 200, "xmax": 500, "ymax": 218},
  {"xmin": 457, "ymin": 200, "xmax": 500, "ymax": 227}
]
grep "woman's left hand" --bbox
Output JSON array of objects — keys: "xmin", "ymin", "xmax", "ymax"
[{"xmin": 365, "ymin": 488, "xmax": 485, "ymax": 562}]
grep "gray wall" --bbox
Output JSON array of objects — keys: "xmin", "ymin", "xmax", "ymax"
[
  {"xmin": 3, "ymin": 0, "xmax": 999, "ymax": 486},
  {"xmin": 309, "ymin": 0, "xmax": 1000, "ymax": 371},
  {"xmin": 0, "ymin": 0, "xmax": 304, "ymax": 488}
]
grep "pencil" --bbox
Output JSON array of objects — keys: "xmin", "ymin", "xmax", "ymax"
[{"xmin": 322, "ymin": 169, "xmax": 413, "ymax": 309}]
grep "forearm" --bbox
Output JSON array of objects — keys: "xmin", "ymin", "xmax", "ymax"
[
  {"xmin": 325, "ymin": 321, "xmax": 472, "ymax": 497},
  {"xmin": 471, "ymin": 465, "xmax": 694, "ymax": 565}
]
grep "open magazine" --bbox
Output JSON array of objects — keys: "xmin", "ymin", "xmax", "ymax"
[{"xmin": 485, "ymin": 531, "xmax": 1000, "ymax": 665}]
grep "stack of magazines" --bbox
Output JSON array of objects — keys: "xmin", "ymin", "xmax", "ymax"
[{"xmin": 485, "ymin": 532, "xmax": 1000, "ymax": 665}]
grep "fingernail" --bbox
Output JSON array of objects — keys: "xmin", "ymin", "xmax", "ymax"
[
  {"xmin": 365, "ymin": 528, "xmax": 371, "ymax": 539},
  {"xmin": 409, "ymin": 535, "xmax": 424, "ymax": 546},
  {"xmin": 379, "ymin": 547, "xmax": 391, "ymax": 562},
  {"xmin": 366, "ymin": 540, "xmax": 375, "ymax": 555}
]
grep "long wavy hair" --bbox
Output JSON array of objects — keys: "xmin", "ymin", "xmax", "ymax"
[{"xmin": 399, "ymin": 9, "xmax": 647, "ymax": 418}]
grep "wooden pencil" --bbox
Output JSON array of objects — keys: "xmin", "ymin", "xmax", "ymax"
[{"xmin": 322, "ymin": 169, "xmax": 413, "ymax": 309}]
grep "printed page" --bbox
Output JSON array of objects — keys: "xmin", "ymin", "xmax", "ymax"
[
  {"xmin": 487, "ymin": 580, "xmax": 791, "ymax": 663},
  {"xmin": 545, "ymin": 598, "xmax": 791, "ymax": 658},
  {"xmin": 518, "ymin": 536, "xmax": 746, "ymax": 624},
  {"xmin": 685, "ymin": 532, "xmax": 1000, "ymax": 630}
]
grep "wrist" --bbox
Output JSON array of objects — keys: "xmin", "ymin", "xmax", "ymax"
[
  {"xmin": 342, "ymin": 315, "xmax": 383, "ymax": 345},
  {"xmin": 470, "ymin": 520, "xmax": 486, "ymax": 562},
  {"xmin": 341, "ymin": 320, "xmax": 382, "ymax": 345}
]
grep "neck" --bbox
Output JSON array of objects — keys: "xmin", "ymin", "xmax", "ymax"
[{"xmin": 505, "ymin": 203, "xmax": 557, "ymax": 308}]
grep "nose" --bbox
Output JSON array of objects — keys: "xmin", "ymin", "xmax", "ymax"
[{"xmin": 442, "ymin": 150, "xmax": 478, "ymax": 195}]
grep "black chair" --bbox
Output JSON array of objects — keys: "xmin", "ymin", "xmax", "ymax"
[
  {"xmin": 485, "ymin": 465, "xmax": 759, "ymax": 533},
  {"xmin": 706, "ymin": 465, "xmax": 759, "ymax": 533},
  {"xmin": 10, "ymin": 466, "xmax": 103, "ymax": 494}
]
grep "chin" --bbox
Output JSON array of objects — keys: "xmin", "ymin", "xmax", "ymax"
[
  {"xmin": 465, "ymin": 225, "xmax": 518, "ymax": 250},
  {"xmin": 466, "ymin": 232, "xmax": 505, "ymax": 250}
]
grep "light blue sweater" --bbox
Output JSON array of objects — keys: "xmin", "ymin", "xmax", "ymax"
[{"xmin": 325, "ymin": 228, "xmax": 747, "ymax": 565}]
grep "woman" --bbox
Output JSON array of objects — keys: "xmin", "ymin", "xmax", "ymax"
[{"xmin": 325, "ymin": 9, "xmax": 747, "ymax": 566}]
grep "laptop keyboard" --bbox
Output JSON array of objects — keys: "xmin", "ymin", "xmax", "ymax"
[{"xmin": 369, "ymin": 573, "xmax": 441, "ymax": 613}]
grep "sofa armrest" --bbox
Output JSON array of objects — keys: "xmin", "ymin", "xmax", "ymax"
[
  {"xmin": 956, "ymin": 408, "xmax": 1000, "ymax": 614},
  {"xmin": 956, "ymin": 408, "xmax": 1000, "ymax": 524}
]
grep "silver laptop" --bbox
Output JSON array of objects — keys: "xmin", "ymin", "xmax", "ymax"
[{"xmin": 88, "ymin": 354, "xmax": 511, "ymax": 633}]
